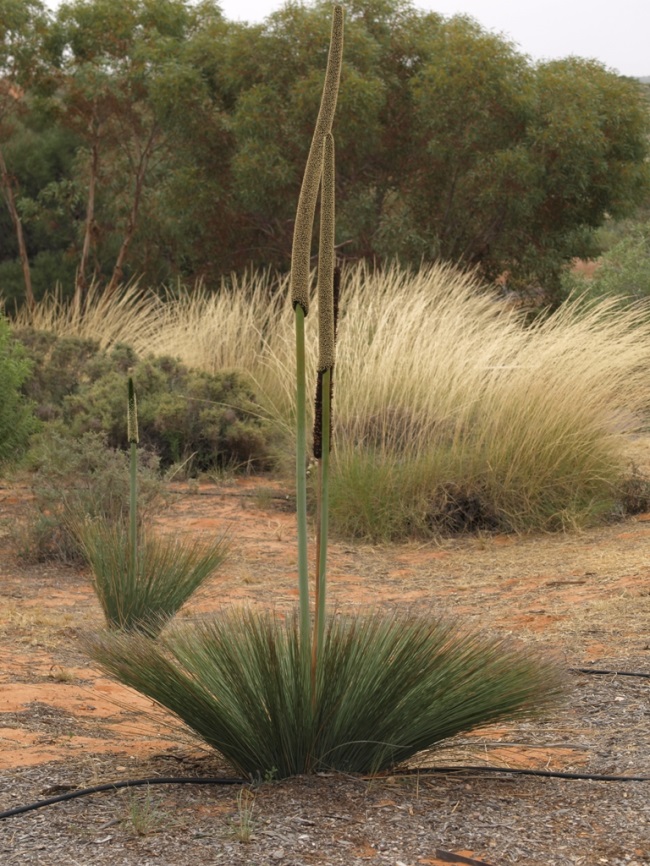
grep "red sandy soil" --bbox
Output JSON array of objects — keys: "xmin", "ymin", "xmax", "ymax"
[{"xmin": 1, "ymin": 475, "xmax": 649, "ymax": 777}]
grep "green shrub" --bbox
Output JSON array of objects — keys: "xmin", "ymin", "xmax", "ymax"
[
  {"xmin": 14, "ymin": 328, "xmax": 275, "ymax": 474},
  {"xmin": 0, "ymin": 319, "xmax": 38, "ymax": 463},
  {"xmin": 562, "ymin": 220, "xmax": 650, "ymax": 308},
  {"xmin": 18, "ymin": 430, "xmax": 163, "ymax": 563}
]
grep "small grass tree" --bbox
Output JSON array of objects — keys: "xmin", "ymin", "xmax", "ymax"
[
  {"xmin": 77, "ymin": 378, "xmax": 229, "ymax": 636},
  {"xmin": 86, "ymin": 5, "xmax": 564, "ymax": 778}
]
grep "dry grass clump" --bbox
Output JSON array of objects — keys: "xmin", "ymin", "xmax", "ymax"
[
  {"xmin": 15, "ymin": 262, "xmax": 650, "ymax": 539},
  {"xmin": 12, "ymin": 281, "xmax": 166, "ymax": 355},
  {"xmin": 326, "ymin": 265, "xmax": 650, "ymax": 537}
]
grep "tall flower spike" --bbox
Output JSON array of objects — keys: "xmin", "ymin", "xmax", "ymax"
[
  {"xmin": 317, "ymin": 133, "xmax": 336, "ymax": 373},
  {"xmin": 127, "ymin": 377, "xmax": 139, "ymax": 445},
  {"xmin": 313, "ymin": 134, "xmax": 337, "ymax": 460},
  {"xmin": 290, "ymin": 5, "xmax": 344, "ymax": 316}
]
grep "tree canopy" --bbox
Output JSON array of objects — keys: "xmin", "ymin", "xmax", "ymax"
[{"xmin": 0, "ymin": 0, "xmax": 648, "ymax": 305}]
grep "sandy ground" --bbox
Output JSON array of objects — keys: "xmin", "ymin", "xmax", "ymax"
[{"xmin": 0, "ymin": 473, "xmax": 648, "ymax": 865}]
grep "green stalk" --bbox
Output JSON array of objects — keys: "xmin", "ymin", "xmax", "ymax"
[
  {"xmin": 294, "ymin": 304, "xmax": 311, "ymax": 659},
  {"xmin": 127, "ymin": 378, "xmax": 139, "ymax": 579},
  {"xmin": 290, "ymin": 6, "xmax": 343, "ymax": 676}
]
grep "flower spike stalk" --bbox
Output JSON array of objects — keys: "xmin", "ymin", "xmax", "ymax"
[
  {"xmin": 290, "ymin": 5, "xmax": 344, "ymax": 662},
  {"xmin": 312, "ymin": 133, "xmax": 337, "ymax": 676},
  {"xmin": 127, "ymin": 377, "xmax": 139, "ymax": 578}
]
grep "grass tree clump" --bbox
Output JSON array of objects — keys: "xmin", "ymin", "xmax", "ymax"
[
  {"xmin": 78, "ymin": 520, "xmax": 229, "ymax": 638},
  {"xmin": 77, "ymin": 379, "xmax": 229, "ymax": 636},
  {"xmin": 86, "ymin": 5, "xmax": 564, "ymax": 779},
  {"xmin": 88, "ymin": 609, "xmax": 564, "ymax": 778}
]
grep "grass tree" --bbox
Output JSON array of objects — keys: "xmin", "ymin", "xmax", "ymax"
[
  {"xmin": 77, "ymin": 378, "xmax": 229, "ymax": 637},
  {"xmin": 86, "ymin": 5, "xmax": 564, "ymax": 778}
]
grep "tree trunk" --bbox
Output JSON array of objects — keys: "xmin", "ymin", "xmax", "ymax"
[
  {"xmin": 0, "ymin": 146, "xmax": 35, "ymax": 311},
  {"xmin": 75, "ymin": 117, "xmax": 100, "ymax": 307},
  {"xmin": 105, "ymin": 125, "xmax": 159, "ymax": 298}
]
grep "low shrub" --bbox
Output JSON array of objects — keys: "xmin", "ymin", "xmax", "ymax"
[
  {"xmin": 17, "ymin": 430, "xmax": 163, "ymax": 563},
  {"xmin": 14, "ymin": 329, "xmax": 276, "ymax": 474},
  {"xmin": 562, "ymin": 219, "xmax": 650, "ymax": 308},
  {"xmin": 0, "ymin": 318, "xmax": 38, "ymax": 464}
]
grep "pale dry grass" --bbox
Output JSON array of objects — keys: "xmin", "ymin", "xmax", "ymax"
[
  {"xmin": 14, "ymin": 263, "xmax": 650, "ymax": 535},
  {"xmin": 13, "ymin": 281, "xmax": 165, "ymax": 355}
]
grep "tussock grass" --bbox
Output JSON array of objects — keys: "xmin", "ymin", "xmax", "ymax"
[
  {"xmin": 86, "ymin": 609, "xmax": 564, "ymax": 778},
  {"xmin": 16, "ymin": 263, "xmax": 650, "ymax": 538},
  {"xmin": 12, "ymin": 281, "xmax": 166, "ymax": 355},
  {"xmin": 75, "ymin": 519, "xmax": 229, "ymax": 637}
]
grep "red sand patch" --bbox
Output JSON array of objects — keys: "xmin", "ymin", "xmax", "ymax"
[{"xmin": 1, "ymin": 477, "xmax": 649, "ymax": 770}]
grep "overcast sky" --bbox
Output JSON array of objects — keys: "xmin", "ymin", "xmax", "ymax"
[{"xmin": 43, "ymin": 0, "xmax": 650, "ymax": 78}]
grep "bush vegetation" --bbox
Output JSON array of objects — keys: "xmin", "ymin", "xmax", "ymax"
[
  {"xmin": 16, "ymin": 261, "xmax": 650, "ymax": 540},
  {"xmin": 17, "ymin": 430, "xmax": 163, "ymax": 563},
  {"xmin": 562, "ymin": 219, "xmax": 650, "ymax": 309},
  {"xmin": 0, "ymin": 316, "xmax": 37, "ymax": 464},
  {"xmin": 14, "ymin": 327, "xmax": 276, "ymax": 474}
]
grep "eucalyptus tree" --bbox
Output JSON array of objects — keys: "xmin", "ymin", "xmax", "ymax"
[
  {"xmin": 44, "ymin": 0, "xmax": 223, "ymax": 299},
  {"xmin": 219, "ymin": 0, "xmax": 650, "ymax": 299},
  {"xmin": 0, "ymin": 0, "xmax": 51, "ymax": 308}
]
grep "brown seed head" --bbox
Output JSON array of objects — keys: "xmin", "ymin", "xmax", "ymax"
[
  {"xmin": 127, "ymin": 377, "xmax": 139, "ymax": 445},
  {"xmin": 290, "ymin": 4, "xmax": 344, "ymax": 316},
  {"xmin": 317, "ymin": 133, "xmax": 336, "ymax": 372}
]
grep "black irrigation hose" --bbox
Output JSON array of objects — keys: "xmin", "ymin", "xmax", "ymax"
[
  {"xmin": 392, "ymin": 766, "xmax": 650, "ymax": 783},
  {"xmin": 571, "ymin": 667, "xmax": 650, "ymax": 678},
  {"xmin": 3, "ymin": 762, "xmax": 649, "ymax": 821},
  {"xmin": 0, "ymin": 776, "xmax": 247, "ymax": 819}
]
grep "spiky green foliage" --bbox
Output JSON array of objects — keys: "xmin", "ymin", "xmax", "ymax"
[
  {"xmin": 86, "ymin": 609, "xmax": 564, "ymax": 778},
  {"xmin": 77, "ymin": 519, "xmax": 229, "ymax": 637}
]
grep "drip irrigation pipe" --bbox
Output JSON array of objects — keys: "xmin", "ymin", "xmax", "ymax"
[
  {"xmin": 0, "ymin": 776, "xmax": 246, "ymax": 819},
  {"xmin": 391, "ymin": 766, "xmax": 650, "ymax": 783},
  {"xmin": 2, "ymin": 763, "xmax": 649, "ymax": 821},
  {"xmin": 571, "ymin": 667, "xmax": 650, "ymax": 678}
]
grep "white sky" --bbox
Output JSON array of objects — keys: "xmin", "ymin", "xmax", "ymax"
[{"xmin": 43, "ymin": 0, "xmax": 650, "ymax": 78}]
